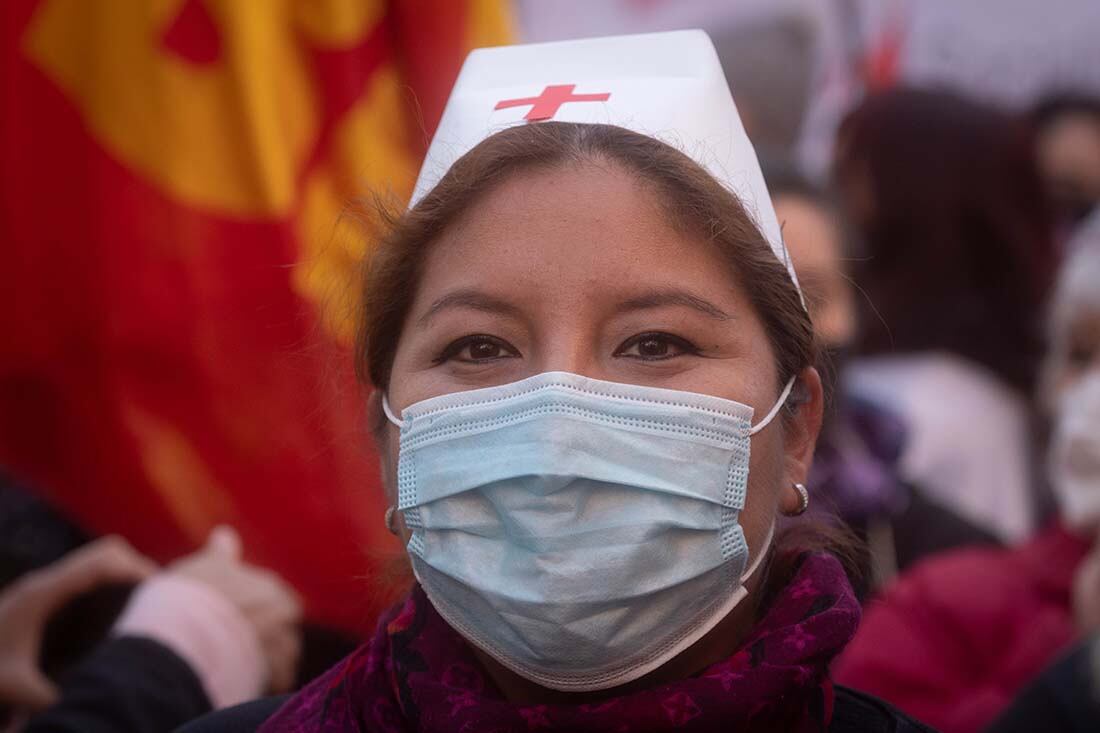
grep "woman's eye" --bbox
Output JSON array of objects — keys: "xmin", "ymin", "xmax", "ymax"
[
  {"xmin": 436, "ymin": 335, "xmax": 520, "ymax": 364},
  {"xmin": 616, "ymin": 332, "xmax": 699, "ymax": 361}
]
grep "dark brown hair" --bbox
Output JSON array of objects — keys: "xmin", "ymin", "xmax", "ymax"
[
  {"xmin": 835, "ymin": 88, "xmax": 1058, "ymax": 394},
  {"xmin": 354, "ymin": 121, "xmax": 861, "ymax": 603}
]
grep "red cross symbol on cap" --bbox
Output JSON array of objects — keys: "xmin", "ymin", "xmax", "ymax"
[{"xmin": 494, "ymin": 84, "xmax": 611, "ymax": 122}]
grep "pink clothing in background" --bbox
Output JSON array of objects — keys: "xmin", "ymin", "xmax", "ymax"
[{"xmin": 114, "ymin": 574, "xmax": 266, "ymax": 710}]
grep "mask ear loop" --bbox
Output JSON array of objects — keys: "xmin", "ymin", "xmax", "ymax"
[
  {"xmin": 741, "ymin": 520, "xmax": 775, "ymax": 582},
  {"xmin": 381, "ymin": 394, "xmax": 405, "ymax": 428},
  {"xmin": 746, "ymin": 375, "xmax": 797, "ymax": 436}
]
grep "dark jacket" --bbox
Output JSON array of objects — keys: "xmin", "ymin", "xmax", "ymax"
[
  {"xmin": 986, "ymin": 637, "xmax": 1100, "ymax": 733},
  {"xmin": 179, "ymin": 685, "xmax": 937, "ymax": 732},
  {"xmin": 24, "ymin": 635, "xmax": 211, "ymax": 733}
]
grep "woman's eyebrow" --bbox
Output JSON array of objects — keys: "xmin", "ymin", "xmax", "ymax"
[
  {"xmin": 418, "ymin": 289, "xmax": 523, "ymax": 326},
  {"xmin": 615, "ymin": 290, "xmax": 733, "ymax": 321}
]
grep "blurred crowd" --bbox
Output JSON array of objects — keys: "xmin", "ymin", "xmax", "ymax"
[
  {"xmin": 768, "ymin": 88, "xmax": 1100, "ymax": 733},
  {"xmin": 3, "ymin": 1, "xmax": 1100, "ymax": 732}
]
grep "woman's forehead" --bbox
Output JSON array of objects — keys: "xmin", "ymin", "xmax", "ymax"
[
  {"xmin": 446, "ymin": 157, "xmax": 657, "ymax": 229},
  {"xmin": 414, "ymin": 164, "xmax": 743, "ymax": 310}
]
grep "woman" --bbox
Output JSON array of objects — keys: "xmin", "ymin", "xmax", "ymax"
[
  {"xmin": 833, "ymin": 88, "xmax": 1059, "ymax": 544},
  {"xmin": 765, "ymin": 163, "xmax": 998, "ymax": 596},
  {"xmin": 833, "ymin": 211, "xmax": 1100, "ymax": 733},
  {"xmin": 187, "ymin": 31, "xmax": 930, "ymax": 732},
  {"xmin": 1031, "ymin": 94, "xmax": 1100, "ymax": 237}
]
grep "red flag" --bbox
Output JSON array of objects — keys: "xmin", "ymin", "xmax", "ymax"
[{"xmin": 0, "ymin": 0, "xmax": 513, "ymax": 631}]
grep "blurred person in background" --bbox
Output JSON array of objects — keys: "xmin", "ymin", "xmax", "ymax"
[
  {"xmin": 1031, "ymin": 94, "xmax": 1100, "ymax": 240},
  {"xmin": 832, "ymin": 88, "xmax": 1059, "ymax": 545},
  {"xmin": 766, "ymin": 162, "xmax": 999, "ymax": 596},
  {"xmin": 833, "ymin": 211, "xmax": 1100, "ymax": 733},
  {"xmin": 1, "ymin": 526, "xmax": 301, "ymax": 733},
  {"xmin": 0, "ymin": 473, "xmax": 303, "ymax": 733}
]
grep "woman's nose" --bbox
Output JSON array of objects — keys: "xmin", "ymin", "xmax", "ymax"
[{"xmin": 536, "ymin": 332, "xmax": 606, "ymax": 381}]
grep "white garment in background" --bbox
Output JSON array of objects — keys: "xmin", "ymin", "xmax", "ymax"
[{"xmin": 846, "ymin": 353, "xmax": 1035, "ymax": 542}]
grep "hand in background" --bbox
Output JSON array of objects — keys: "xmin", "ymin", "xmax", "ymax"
[
  {"xmin": 0, "ymin": 536, "xmax": 156, "ymax": 711},
  {"xmin": 169, "ymin": 527, "xmax": 303, "ymax": 693}
]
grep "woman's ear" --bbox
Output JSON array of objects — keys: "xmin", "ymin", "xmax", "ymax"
[
  {"xmin": 366, "ymin": 389, "xmax": 386, "ymax": 437},
  {"xmin": 781, "ymin": 366, "xmax": 824, "ymax": 489},
  {"xmin": 366, "ymin": 389, "xmax": 398, "ymax": 503}
]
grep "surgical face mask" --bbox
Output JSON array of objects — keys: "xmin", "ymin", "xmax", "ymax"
[
  {"xmin": 382, "ymin": 371, "xmax": 794, "ymax": 692},
  {"xmin": 1049, "ymin": 372, "xmax": 1100, "ymax": 531}
]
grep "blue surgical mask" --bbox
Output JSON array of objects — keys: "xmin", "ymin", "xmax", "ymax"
[
  {"xmin": 1049, "ymin": 372, "xmax": 1100, "ymax": 530},
  {"xmin": 383, "ymin": 371, "xmax": 794, "ymax": 692}
]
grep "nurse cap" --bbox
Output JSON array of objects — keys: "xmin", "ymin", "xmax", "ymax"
[{"xmin": 411, "ymin": 30, "xmax": 801, "ymax": 295}]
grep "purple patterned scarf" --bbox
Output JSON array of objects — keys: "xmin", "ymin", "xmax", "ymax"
[{"xmin": 260, "ymin": 553, "xmax": 860, "ymax": 733}]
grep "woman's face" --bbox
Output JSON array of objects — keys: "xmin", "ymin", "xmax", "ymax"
[
  {"xmin": 1045, "ymin": 300, "xmax": 1100, "ymax": 534},
  {"xmin": 1050, "ymin": 306, "xmax": 1100, "ymax": 402},
  {"xmin": 379, "ymin": 160, "xmax": 821, "ymax": 567},
  {"xmin": 773, "ymin": 193, "xmax": 855, "ymax": 351},
  {"xmin": 1037, "ymin": 113, "xmax": 1100, "ymax": 227}
]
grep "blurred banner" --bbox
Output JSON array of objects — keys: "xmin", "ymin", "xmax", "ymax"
[
  {"xmin": 0, "ymin": 0, "xmax": 511, "ymax": 630},
  {"xmin": 853, "ymin": 0, "xmax": 1100, "ymax": 104},
  {"xmin": 799, "ymin": 0, "xmax": 1100, "ymax": 176}
]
